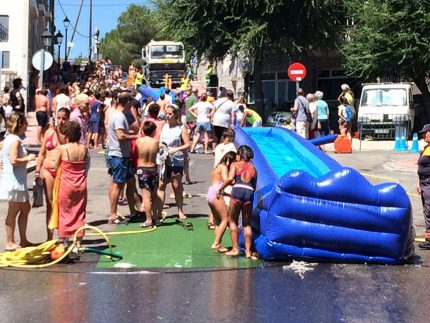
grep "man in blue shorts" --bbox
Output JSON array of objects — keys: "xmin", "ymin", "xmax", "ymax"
[{"xmin": 107, "ymin": 92, "xmax": 140, "ymax": 224}]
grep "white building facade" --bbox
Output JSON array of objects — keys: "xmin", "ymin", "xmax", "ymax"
[{"xmin": 0, "ymin": 0, "xmax": 54, "ymax": 109}]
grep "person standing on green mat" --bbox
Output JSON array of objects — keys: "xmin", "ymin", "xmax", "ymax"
[
  {"xmin": 216, "ymin": 145, "xmax": 258, "ymax": 260},
  {"xmin": 136, "ymin": 121, "xmax": 161, "ymax": 228},
  {"xmin": 207, "ymin": 151, "xmax": 236, "ymax": 253}
]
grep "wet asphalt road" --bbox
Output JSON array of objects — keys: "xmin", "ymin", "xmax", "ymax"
[
  {"xmin": 1, "ymin": 260, "xmax": 429, "ymax": 322},
  {"xmin": 1, "ymin": 145, "xmax": 430, "ymax": 322}
]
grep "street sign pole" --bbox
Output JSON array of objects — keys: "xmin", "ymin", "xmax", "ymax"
[
  {"xmin": 33, "ymin": 49, "xmax": 53, "ymax": 89},
  {"xmin": 39, "ymin": 48, "xmax": 45, "ymax": 88},
  {"xmin": 288, "ymin": 62, "xmax": 307, "ymax": 92}
]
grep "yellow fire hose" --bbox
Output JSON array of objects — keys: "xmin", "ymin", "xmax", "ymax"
[{"xmin": 0, "ymin": 224, "xmax": 156, "ymax": 269}]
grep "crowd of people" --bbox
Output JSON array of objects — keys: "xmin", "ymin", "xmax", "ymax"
[
  {"xmin": 289, "ymin": 84, "xmax": 355, "ymax": 141},
  {"xmin": 1, "ymin": 59, "xmax": 429, "ymax": 258},
  {"xmin": 0, "ymin": 59, "xmax": 263, "ymax": 259}
]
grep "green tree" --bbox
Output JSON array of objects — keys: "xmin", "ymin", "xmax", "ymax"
[
  {"xmin": 100, "ymin": 29, "xmax": 136, "ymax": 67},
  {"xmin": 342, "ymin": 1, "xmax": 430, "ymax": 121},
  {"xmin": 156, "ymin": 0, "xmax": 346, "ymax": 113},
  {"xmin": 100, "ymin": 4, "xmax": 163, "ymax": 67}
]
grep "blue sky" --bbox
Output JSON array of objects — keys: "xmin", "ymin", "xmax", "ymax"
[{"xmin": 55, "ymin": 0, "xmax": 150, "ymax": 60}]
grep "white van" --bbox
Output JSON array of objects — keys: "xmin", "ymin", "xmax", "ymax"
[{"xmin": 357, "ymin": 83, "xmax": 416, "ymax": 139}]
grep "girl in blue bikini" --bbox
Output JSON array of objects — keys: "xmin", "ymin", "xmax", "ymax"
[{"xmin": 216, "ymin": 145, "xmax": 258, "ymax": 259}]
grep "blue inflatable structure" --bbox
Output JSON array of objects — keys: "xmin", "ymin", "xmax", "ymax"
[
  {"xmin": 309, "ymin": 133, "xmax": 337, "ymax": 146},
  {"xmin": 235, "ymin": 127, "xmax": 413, "ymax": 264},
  {"xmin": 138, "ymin": 85, "xmax": 160, "ymax": 101},
  {"xmin": 137, "ymin": 85, "xmax": 176, "ymax": 103}
]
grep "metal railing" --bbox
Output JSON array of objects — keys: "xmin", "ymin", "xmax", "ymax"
[{"xmin": 358, "ymin": 114, "xmax": 410, "ymax": 150}]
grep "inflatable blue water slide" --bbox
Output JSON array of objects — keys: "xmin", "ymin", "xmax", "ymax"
[{"xmin": 235, "ymin": 127, "xmax": 414, "ymax": 264}]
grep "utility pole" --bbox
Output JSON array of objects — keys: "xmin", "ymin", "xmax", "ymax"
[
  {"xmin": 89, "ymin": 0, "xmax": 92, "ymax": 63},
  {"xmin": 68, "ymin": 0, "xmax": 84, "ymax": 60},
  {"xmin": 94, "ymin": 29, "xmax": 100, "ymax": 61}
]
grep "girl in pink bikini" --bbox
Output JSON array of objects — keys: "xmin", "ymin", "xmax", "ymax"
[
  {"xmin": 207, "ymin": 151, "xmax": 236, "ymax": 253},
  {"xmin": 35, "ymin": 108, "xmax": 70, "ymax": 240}
]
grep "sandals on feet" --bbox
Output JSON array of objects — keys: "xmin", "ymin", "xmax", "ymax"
[
  {"xmin": 139, "ymin": 222, "xmax": 153, "ymax": 228},
  {"xmin": 4, "ymin": 245, "xmax": 21, "ymax": 252},
  {"xmin": 128, "ymin": 212, "xmax": 146, "ymax": 223},
  {"xmin": 183, "ymin": 180, "xmax": 196, "ymax": 185},
  {"xmin": 207, "ymin": 222, "xmax": 216, "ymax": 230},
  {"xmin": 108, "ymin": 216, "xmax": 128, "ymax": 225}
]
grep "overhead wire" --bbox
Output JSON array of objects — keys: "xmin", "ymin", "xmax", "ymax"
[
  {"xmin": 56, "ymin": 1, "xmax": 148, "ymax": 7},
  {"xmin": 58, "ymin": 0, "xmax": 93, "ymax": 39},
  {"xmin": 56, "ymin": 0, "xmax": 151, "ymax": 59}
]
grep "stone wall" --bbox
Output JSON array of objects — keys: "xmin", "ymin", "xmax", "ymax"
[{"xmin": 196, "ymin": 54, "xmax": 246, "ymax": 98}]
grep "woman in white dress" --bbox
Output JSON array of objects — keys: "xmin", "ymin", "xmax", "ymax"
[{"xmin": 0, "ymin": 113, "xmax": 36, "ymax": 251}]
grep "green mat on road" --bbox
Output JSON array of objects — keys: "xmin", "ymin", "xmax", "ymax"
[{"xmin": 96, "ymin": 218, "xmax": 263, "ymax": 269}]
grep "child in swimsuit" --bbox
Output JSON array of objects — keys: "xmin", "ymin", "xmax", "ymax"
[
  {"xmin": 207, "ymin": 151, "xmax": 236, "ymax": 253},
  {"xmin": 216, "ymin": 145, "xmax": 258, "ymax": 260}
]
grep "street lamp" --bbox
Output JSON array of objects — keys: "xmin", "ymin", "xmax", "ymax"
[
  {"xmin": 39, "ymin": 30, "xmax": 53, "ymax": 88},
  {"xmin": 55, "ymin": 31, "xmax": 63, "ymax": 82},
  {"xmin": 42, "ymin": 29, "xmax": 52, "ymax": 49},
  {"xmin": 63, "ymin": 17, "xmax": 70, "ymax": 62}
]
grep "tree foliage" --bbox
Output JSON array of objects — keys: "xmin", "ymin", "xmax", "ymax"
[
  {"xmin": 100, "ymin": 5, "xmax": 163, "ymax": 67},
  {"xmin": 100, "ymin": 29, "xmax": 136, "ymax": 67},
  {"xmin": 157, "ymin": 0, "xmax": 345, "ymax": 60},
  {"xmin": 341, "ymin": 0, "xmax": 430, "ymax": 119},
  {"xmin": 155, "ymin": 0, "xmax": 346, "ymax": 112}
]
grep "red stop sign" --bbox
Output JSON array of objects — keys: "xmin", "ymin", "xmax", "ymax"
[{"xmin": 288, "ymin": 62, "xmax": 307, "ymax": 81}]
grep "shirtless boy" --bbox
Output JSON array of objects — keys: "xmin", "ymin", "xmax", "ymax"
[{"xmin": 136, "ymin": 120, "xmax": 160, "ymax": 227}]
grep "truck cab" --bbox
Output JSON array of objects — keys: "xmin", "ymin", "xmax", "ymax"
[
  {"xmin": 357, "ymin": 83, "xmax": 415, "ymax": 139},
  {"xmin": 141, "ymin": 40, "xmax": 186, "ymax": 85}
]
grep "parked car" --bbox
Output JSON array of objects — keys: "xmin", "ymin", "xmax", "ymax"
[{"xmin": 265, "ymin": 111, "xmax": 292, "ymax": 127}]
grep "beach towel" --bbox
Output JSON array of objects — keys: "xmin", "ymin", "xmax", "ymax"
[
  {"xmin": 48, "ymin": 167, "xmax": 62, "ymax": 230},
  {"xmin": 58, "ymin": 160, "xmax": 87, "ymax": 238}
]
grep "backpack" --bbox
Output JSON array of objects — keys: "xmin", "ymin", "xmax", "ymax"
[
  {"xmin": 10, "ymin": 89, "xmax": 25, "ymax": 111},
  {"xmin": 298, "ymin": 97, "xmax": 313, "ymax": 123},
  {"xmin": 305, "ymin": 106, "xmax": 313, "ymax": 124},
  {"xmin": 344, "ymin": 105, "xmax": 353, "ymax": 122},
  {"xmin": 10, "ymin": 89, "xmax": 19, "ymax": 108}
]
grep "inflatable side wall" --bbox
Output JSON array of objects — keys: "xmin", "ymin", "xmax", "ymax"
[
  {"xmin": 234, "ymin": 127, "xmax": 413, "ymax": 264},
  {"xmin": 137, "ymin": 85, "xmax": 176, "ymax": 103},
  {"xmin": 138, "ymin": 85, "xmax": 160, "ymax": 101}
]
